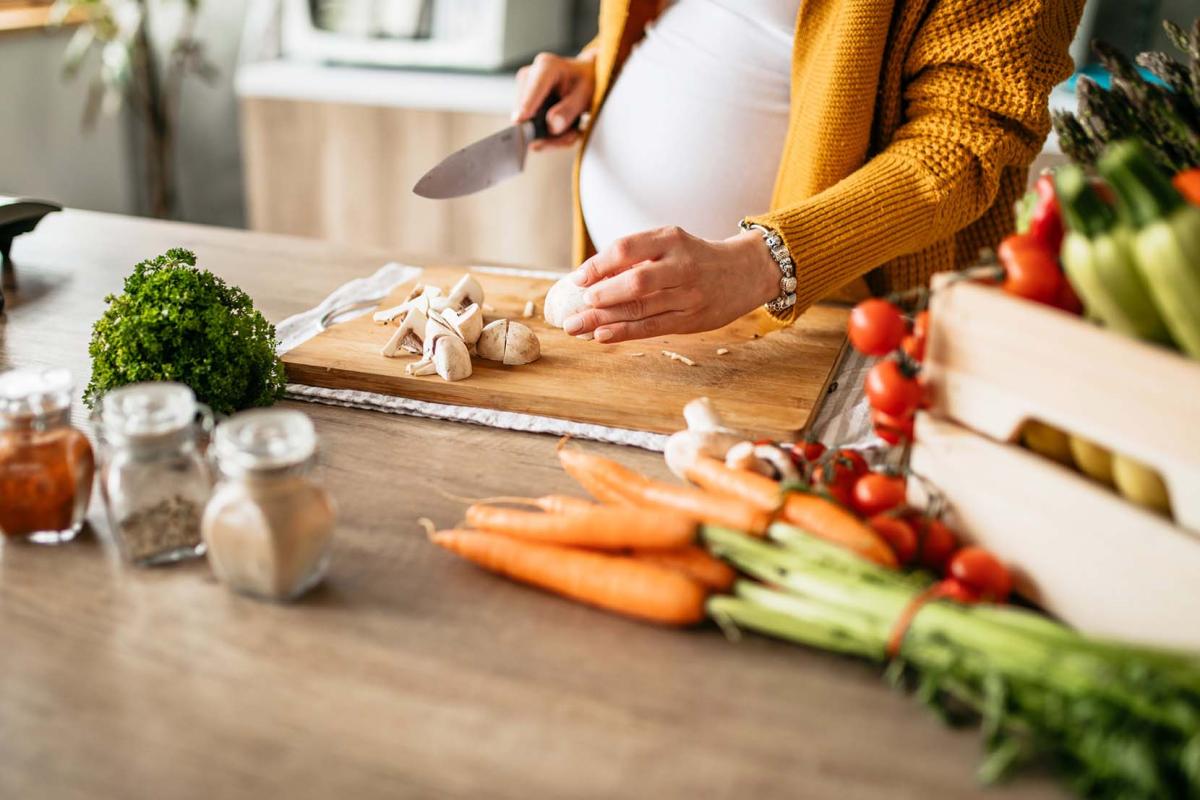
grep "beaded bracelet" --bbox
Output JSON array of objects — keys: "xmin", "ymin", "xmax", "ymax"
[{"xmin": 740, "ymin": 221, "xmax": 797, "ymax": 316}]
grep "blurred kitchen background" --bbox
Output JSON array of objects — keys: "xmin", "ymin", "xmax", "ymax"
[{"xmin": 0, "ymin": 0, "xmax": 1192, "ymax": 268}]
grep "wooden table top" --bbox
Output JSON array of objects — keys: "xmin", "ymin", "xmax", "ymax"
[{"xmin": 0, "ymin": 208, "xmax": 1062, "ymax": 800}]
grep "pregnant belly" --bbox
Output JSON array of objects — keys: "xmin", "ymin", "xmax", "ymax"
[{"xmin": 579, "ymin": 9, "xmax": 792, "ymax": 252}]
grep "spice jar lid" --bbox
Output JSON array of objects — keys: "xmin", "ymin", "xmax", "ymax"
[
  {"xmin": 0, "ymin": 367, "xmax": 73, "ymax": 419},
  {"xmin": 99, "ymin": 382, "xmax": 196, "ymax": 441},
  {"xmin": 213, "ymin": 408, "xmax": 317, "ymax": 474}
]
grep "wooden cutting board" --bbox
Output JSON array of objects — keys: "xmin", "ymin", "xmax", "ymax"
[{"xmin": 283, "ymin": 266, "xmax": 848, "ymax": 439}]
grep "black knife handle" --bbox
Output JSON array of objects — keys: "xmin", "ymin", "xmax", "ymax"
[{"xmin": 531, "ymin": 90, "xmax": 582, "ymax": 140}]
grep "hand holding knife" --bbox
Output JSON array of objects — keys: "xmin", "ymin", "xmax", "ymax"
[{"xmin": 413, "ymin": 91, "xmax": 582, "ymax": 199}]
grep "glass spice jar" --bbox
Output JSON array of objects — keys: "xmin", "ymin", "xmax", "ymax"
[
  {"xmin": 202, "ymin": 409, "xmax": 335, "ymax": 601},
  {"xmin": 93, "ymin": 382, "xmax": 213, "ymax": 565},
  {"xmin": 0, "ymin": 367, "xmax": 94, "ymax": 544}
]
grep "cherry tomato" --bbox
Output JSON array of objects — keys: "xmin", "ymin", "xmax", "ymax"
[
  {"xmin": 866, "ymin": 360, "xmax": 921, "ymax": 417},
  {"xmin": 871, "ymin": 407, "xmax": 914, "ymax": 443},
  {"xmin": 832, "ymin": 449, "xmax": 869, "ymax": 477},
  {"xmin": 997, "ymin": 234, "xmax": 1062, "ymax": 305},
  {"xmin": 1052, "ymin": 279, "xmax": 1084, "ymax": 315},
  {"xmin": 852, "ymin": 472, "xmax": 907, "ymax": 517},
  {"xmin": 848, "ymin": 299, "xmax": 906, "ymax": 356},
  {"xmin": 936, "ymin": 577, "xmax": 982, "ymax": 604},
  {"xmin": 902, "ymin": 311, "xmax": 930, "ymax": 362},
  {"xmin": 812, "ymin": 459, "xmax": 858, "ymax": 507},
  {"xmin": 868, "ymin": 514, "xmax": 918, "ymax": 564},
  {"xmin": 906, "ymin": 515, "xmax": 958, "ymax": 573},
  {"xmin": 801, "ymin": 441, "xmax": 826, "ymax": 461},
  {"xmin": 947, "ymin": 546, "xmax": 1012, "ymax": 602}
]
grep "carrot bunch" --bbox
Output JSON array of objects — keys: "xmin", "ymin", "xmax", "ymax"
[
  {"xmin": 430, "ymin": 492, "xmax": 734, "ymax": 626},
  {"xmin": 430, "ymin": 439, "xmax": 902, "ymax": 626}
]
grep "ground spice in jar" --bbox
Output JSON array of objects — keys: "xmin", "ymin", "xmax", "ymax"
[
  {"xmin": 115, "ymin": 495, "xmax": 203, "ymax": 564},
  {"xmin": 0, "ymin": 368, "xmax": 94, "ymax": 543},
  {"xmin": 202, "ymin": 409, "xmax": 335, "ymax": 601}
]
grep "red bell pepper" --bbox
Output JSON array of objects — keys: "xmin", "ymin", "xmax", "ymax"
[{"xmin": 1027, "ymin": 172, "xmax": 1064, "ymax": 254}]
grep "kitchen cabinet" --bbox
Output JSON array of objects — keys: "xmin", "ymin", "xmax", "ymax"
[{"xmin": 237, "ymin": 61, "xmax": 575, "ymax": 270}]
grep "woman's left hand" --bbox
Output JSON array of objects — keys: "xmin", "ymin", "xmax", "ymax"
[{"xmin": 562, "ymin": 226, "xmax": 783, "ymax": 343}]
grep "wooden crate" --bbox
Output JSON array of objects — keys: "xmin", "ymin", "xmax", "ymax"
[
  {"xmin": 923, "ymin": 278, "xmax": 1200, "ymax": 534},
  {"xmin": 910, "ymin": 414, "xmax": 1200, "ymax": 650}
]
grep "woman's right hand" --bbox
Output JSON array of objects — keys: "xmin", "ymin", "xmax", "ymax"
[{"xmin": 514, "ymin": 52, "xmax": 596, "ymax": 152}]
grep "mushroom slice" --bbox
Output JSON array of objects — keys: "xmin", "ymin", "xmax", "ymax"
[
  {"xmin": 444, "ymin": 274, "xmax": 485, "ymax": 312},
  {"xmin": 422, "ymin": 316, "xmax": 459, "ymax": 360},
  {"xmin": 442, "ymin": 303, "xmax": 483, "ymax": 345},
  {"xmin": 502, "ymin": 320, "xmax": 541, "ymax": 365},
  {"xmin": 381, "ymin": 306, "xmax": 429, "ymax": 357},
  {"xmin": 433, "ymin": 336, "xmax": 473, "ymax": 381},
  {"xmin": 476, "ymin": 319, "xmax": 508, "ymax": 362},
  {"xmin": 405, "ymin": 356, "xmax": 437, "ymax": 376}
]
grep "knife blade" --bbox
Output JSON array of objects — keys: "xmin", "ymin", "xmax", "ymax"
[{"xmin": 412, "ymin": 91, "xmax": 578, "ymax": 199}]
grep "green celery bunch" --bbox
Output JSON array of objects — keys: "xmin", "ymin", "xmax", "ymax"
[{"xmin": 704, "ymin": 525, "xmax": 1200, "ymax": 799}]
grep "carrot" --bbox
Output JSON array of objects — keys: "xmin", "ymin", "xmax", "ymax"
[
  {"xmin": 558, "ymin": 447, "xmax": 770, "ymax": 534},
  {"xmin": 685, "ymin": 455, "xmax": 897, "ymax": 567},
  {"xmin": 465, "ymin": 503, "xmax": 697, "ymax": 550},
  {"xmin": 533, "ymin": 495, "xmax": 596, "ymax": 515},
  {"xmin": 683, "ymin": 454, "xmax": 785, "ymax": 511},
  {"xmin": 778, "ymin": 494, "xmax": 898, "ymax": 567},
  {"xmin": 431, "ymin": 529, "xmax": 708, "ymax": 625},
  {"xmin": 631, "ymin": 546, "xmax": 736, "ymax": 592},
  {"xmin": 556, "ymin": 448, "xmax": 637, "ymax": 506}
]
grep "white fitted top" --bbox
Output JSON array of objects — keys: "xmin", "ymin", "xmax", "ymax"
[{"xmin": 579, "ymin": 0, "xmax": 799, "ymax": 252}]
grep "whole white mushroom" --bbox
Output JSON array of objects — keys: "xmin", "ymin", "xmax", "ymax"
[{"xmin": 543, "ymin": 274, "xmax": 593, "ymax": 340}]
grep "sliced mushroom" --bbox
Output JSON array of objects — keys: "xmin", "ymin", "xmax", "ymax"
[
  {"xmin": 503, "ymin": 321, "xmax": 541, "ymax": 365},
  {"xmin": 405, "ymin": 356, "xmax": 437, "ymax": 376},
  {"xmin": 422, "ymin": 315, "xmax": 459, "ymax": 360},
  {"xmin": 476, "ymin": 319, "xmax": 508, "ymax": 362},
  {"xmin": 436, "ymin": 274, "xmax": 485, "ymax": 313},
  {"xmin": 381, "ymin": 305, "xmax": 429, "ymax": 357},
  {"xmin": 433, "ymin": 336, "xmax": 473, "ymax": 381},
  {"xmin": 373, "ymin": 284, "xmax": 441, "ymax": 324},
  {"xmin": 442, "ymin": 303, "xmax": 483, "ymax": 346}
]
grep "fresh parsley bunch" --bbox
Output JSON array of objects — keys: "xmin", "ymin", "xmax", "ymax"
[{"xmin": 85, "ymin": 248, "xmax": 286, "ymax": 415}]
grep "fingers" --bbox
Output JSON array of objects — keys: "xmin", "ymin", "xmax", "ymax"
[
  {"xmin": 573, "ymin": 227, "xmax": 681, "ymax": 287},
  {"xmin": 529, "ymin": 130, "xmax": 581, "ymax": 152},
  {"xmin": 584, "ymin": 261, "xmax": 683, "ymax": 308},
  {"xmin": 563, "ymin": 289, "xmax": 683, "ymax": 336},
  {"xmin": 593, "ymin": 311, "xmax": 695, "ymax": 344},
  {"xmin": 513, "ymin": 53, "xmax": 564, "ymax": 124},
  {"xmin": 545, "ymin": 76, "xmax": 591, "ymax": 136}
]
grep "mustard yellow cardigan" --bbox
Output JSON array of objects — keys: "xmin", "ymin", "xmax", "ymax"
[{"xmin": 572, "ymin": 0, "xmax": 1084, "ymax": 321}]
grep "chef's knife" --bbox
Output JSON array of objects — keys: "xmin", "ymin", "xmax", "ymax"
[{"xmin": 413, "ymin": 92, "xmax": 579, "ymax": 199}]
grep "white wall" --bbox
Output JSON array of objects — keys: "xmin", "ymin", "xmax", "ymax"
[{"xmin": 0, "ymin": 28, "xmax": 136, "ymax": 213}]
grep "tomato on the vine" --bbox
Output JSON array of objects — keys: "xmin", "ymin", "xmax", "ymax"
[
  {"xmin": 918, "ymin": 518, "xmax": 958, "ymax": 572},
  {"xmin": 871, "ymin": 407, "xmax": 914, "ymax": 444},
  {"xmin": 848, "ymin": 299, "xmax": 906, "ymax": 356},
  {"xmin": 997, "ymin": 234, "xmax": 1062, "ymax": 305},
  {"xmin": 812, "ymin": 460, "xmax": 857, "ymax": 507},
  {"xmin": 800, "ymin": 441, "xmax": 826, "ymax": 461},
  {"xmin": 902, "ymin": 310, "xmax": 930, "ymax": 361},
  {"xmin": 868, "ymin": 515, "xmax": 918, "ymax": 564},
  {"xmin": 852, "ymin": 472, "xmax": 907, "ymax": 517},
  {"xmin": 947, "ymin": 547, "xmax": 1012, "ymax": 602},
  {"xmin": 832, "ymin": 448, "xmax": 869, "ymax": 477},
  {"xmin": 865, "ymin": 360, "xmax": 921, "ymax": 417},
  {"xmin": 936, "ymin": 577, "xmax": 982, "ymax": 604}
]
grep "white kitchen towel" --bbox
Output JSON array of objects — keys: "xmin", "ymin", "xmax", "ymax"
[{"xmin": 275, "ymin": 263, "xmax": 670, "ymax": 451}]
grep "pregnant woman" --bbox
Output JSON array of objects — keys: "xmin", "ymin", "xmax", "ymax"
[{"xmin": 514, "ymin": 0, "xmax": 1084, "ymax": 343}]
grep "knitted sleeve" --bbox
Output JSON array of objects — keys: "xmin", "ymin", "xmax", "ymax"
[{"xmin": 746, "ymin": 0, "xmax": 1082, "ymax": 322}]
